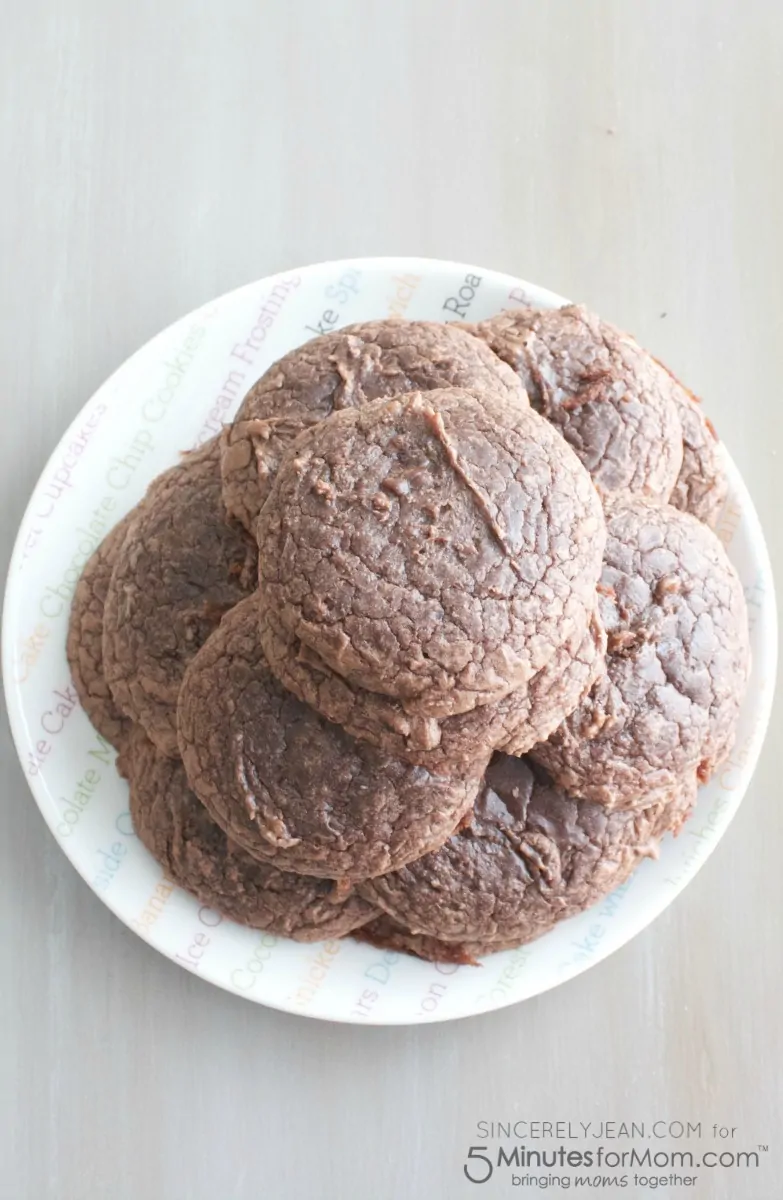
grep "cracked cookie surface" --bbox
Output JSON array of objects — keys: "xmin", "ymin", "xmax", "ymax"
[
  {"xmin": 531, "ymin": 498, "xmax": 750, "ymax": 808},
  {"xmin": 257, "ymin": 387, "xmax": 605, "ymax": 718},
  {"xmin": 122, "ymin": 727, "xmax": 375, "ymax": 941},
  {"xmin": 654, "ymin": 359, "xmax": 728, "ymax": 528},
  {"xmin": 221, "ymin": 318, "xmax": 525, "ymax": 531},
  {"xmin": 260, "ymin": 601, "xmax": 605, "ymax": 771},
  {"xmin": 67, "ymin": 512, "xmax": 137, "ymax": 749},
  {"xmin": 471, "ymin": 305, "xmax": 685, "ymax": 503},
  {"xmin": 177, "ymin": 597, "xmax": 487, "ymax": 881},
  {"xmin": 102, "ymin": 437, "xmax": 257, "ymax": 758},
  {"xmin": 359, "ymin": 755, "xmax": 693, "ymax": 950}
]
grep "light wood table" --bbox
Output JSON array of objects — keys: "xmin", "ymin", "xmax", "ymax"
[{"xmin": 1, "ymin": 2, "xmax": 780, "ymax": 1197}]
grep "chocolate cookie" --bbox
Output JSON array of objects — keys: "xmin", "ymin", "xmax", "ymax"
[
  {"xmin": 359, "ymin": 755, "xmax": 693, "ymax": 950},
  {"xmin": 257, "ymin": 387, "xmax": 605, "ymax": 718},
  {"xmin": 67, "ymin": 512, "xmax": 136, "ymax": 749},
  {"xmin": 260, "ymin": 601, "xmax": 606, "ymax": 771},
  {"xmin": 653, "ymin": 361, "xmax": 728, "ymax": 528},
  {"xmin": 221, "ymin": 319, "xmax": 525, "ymax": 531},
  {"xmin": 122, "ymin": 728, "xmax": 375, "ymax": 941},
  {"xmin": 471, "ymin": 305, "xmax": 684, "ymax": 503},
  {"xmin": 177, "ymin": 597, "xmax": 487, "ymax": 881},
  {"xmin": 532, "ymin": 499, "xmax": 750, "ymax": 808},
  {"xmin": 103, "ymin": 437, "xmax": 257, "ymax": 758}
]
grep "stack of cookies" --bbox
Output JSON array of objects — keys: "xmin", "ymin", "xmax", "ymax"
[{"xmin": 67, "ymin": 312, "xmax": 750, "ymax": 962}]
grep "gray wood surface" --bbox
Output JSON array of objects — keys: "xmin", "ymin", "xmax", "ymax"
[{"xmin": 1, "ymin": 2, "xmax": 780, "ymax": 1197}]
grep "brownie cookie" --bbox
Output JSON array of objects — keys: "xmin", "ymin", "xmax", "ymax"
[
  {"xmin": 177, "ymin": 597, "xmax": 487, "ymax": 881},
  {"xmin": 470, "ymin": 305, "xmax": 684, "ymax": 503},
  {"xmin": 257, "ymin": 387, "xmax": 605, "ymax": 718},
  {"xmin": 532, "ymin": 499, "xmax": 750, "ymax": 808},
  {"xmin": 221, "ymin": 319, "xmax": 525, "ymax": 531},
  {"xmin": 359, "ymin": 755, "xmax": 693, "ymax": 949},
  {"xmin": 121, "ymin": 728, "xmax": 375, "ymax": 941},
  {"xmin": 260, "ymin": 601, "xmax": 606, "ymax": 770},
  {"xmin": 67, "ymin": 512, "xmax": 136, "ymax": 749},
  {"xmin": 103, "ymin": 437, "xmax": 257, "ymax": 758},
  {"xmin": 653, "ymin": 360, "xmax": 728, "ymax": 528}
]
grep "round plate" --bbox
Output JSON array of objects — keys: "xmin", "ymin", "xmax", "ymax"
[{"xmin": 3, "ymin": 258, "xmax": 777, "ymax": 1024}]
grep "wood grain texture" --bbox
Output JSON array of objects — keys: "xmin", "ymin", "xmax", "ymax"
[{"xmin": 0, "ymin": 1, "xmax": 780, "ymax": 1197}]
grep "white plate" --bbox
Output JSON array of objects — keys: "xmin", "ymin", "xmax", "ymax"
[{"xmin": 3, "ymin": 257, "xmax": 777, "ymax": 1024}]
